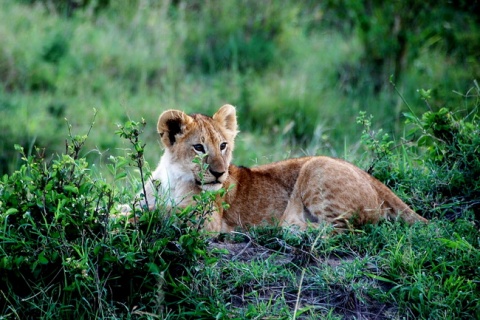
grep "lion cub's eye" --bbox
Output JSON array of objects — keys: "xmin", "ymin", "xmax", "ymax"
[
  {"xmin": 193, "ymin": 144, "xmax": 206, "ymax": 153},
  {"xmin": 220, "ymin": 142, "xmax": 227, "ymax": 151}
]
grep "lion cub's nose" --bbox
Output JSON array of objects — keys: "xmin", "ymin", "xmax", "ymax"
[{"xmin": 209, "ymin": 169, "xmax": 225, "ymax": 179}]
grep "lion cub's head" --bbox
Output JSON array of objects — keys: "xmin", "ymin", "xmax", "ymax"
[{"xmin": 157, "ymin": 104, "xmax": 238, "ymax": 191}]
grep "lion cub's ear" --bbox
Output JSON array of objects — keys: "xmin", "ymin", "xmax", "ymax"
[
  {"xmin": 213, "ymin": 104, "xmax": 238, "ymax": 137},
  {"xmin": 157, "ymin": 109, "xmax": 193, "ymax": 147}
]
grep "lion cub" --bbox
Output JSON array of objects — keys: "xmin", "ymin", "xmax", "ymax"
[{"xmin": 139, "ymin": 104, "xmax": 427, "ymax": 232}]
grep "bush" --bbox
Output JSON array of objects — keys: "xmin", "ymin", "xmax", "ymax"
[
  {"xmin": 322, "ymin": 0, "xmax": 480, "ymax": 92},
  {"xmin": 358, "ymin": 83, "xmax": 480, "ymax": 222},
  {"xmin": 0, "ymin": 120, "xmax": 219, "ymax": 318}
]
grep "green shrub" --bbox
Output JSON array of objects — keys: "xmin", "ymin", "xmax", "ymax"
[
  {"xmin": 358, "ymin": 84, "xmax": 480, "ymax": 221},
  {"xmin": 322, "ymin": 1, "xmax": 480, "ymax": 92},
  {"xmin": 0, "ymin": 120, "xmax": 219, "ymax": 318}
]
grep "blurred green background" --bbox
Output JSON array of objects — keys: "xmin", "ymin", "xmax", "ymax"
[{"xmin": 1, "ymin": 0, "xmax": 479, "ymax": 174}]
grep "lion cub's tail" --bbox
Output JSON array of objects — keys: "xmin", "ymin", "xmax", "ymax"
[{"xmin": 372, "ymin": 177, "xmax": 428, "ymax": 224}]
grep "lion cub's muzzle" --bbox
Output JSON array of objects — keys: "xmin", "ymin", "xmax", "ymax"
[{"xmin": 195, "ymin": 168, "xmax": 227, "ymax": 191}]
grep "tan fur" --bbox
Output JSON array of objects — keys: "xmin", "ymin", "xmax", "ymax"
[{"xmin": 141, "ymin": 104, "xmax": 427, "ymax": 232}]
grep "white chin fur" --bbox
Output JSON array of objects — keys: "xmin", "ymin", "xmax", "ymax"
[{"xmin": 200, "ymin": 183, "xmax": 223, "ymax": 192}]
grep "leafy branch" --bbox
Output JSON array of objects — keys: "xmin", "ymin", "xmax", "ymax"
[{"xmin": 115, "ymin": 118, "xmax": 150, "ymax": 211}]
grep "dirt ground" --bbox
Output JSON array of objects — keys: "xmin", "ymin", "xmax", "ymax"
[{"xmin": 210, "ymin": 237, "xmax": 399, "ymax": 319}]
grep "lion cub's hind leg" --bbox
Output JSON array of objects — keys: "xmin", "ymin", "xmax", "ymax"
[{"xmin": 281, "ymin": 157, "xmax": 385, "ymax": 231}]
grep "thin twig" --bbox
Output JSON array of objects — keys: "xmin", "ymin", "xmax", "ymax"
[
  {"xmin": 293, "ymin": 268, "xmax": 306, "ymax": 319},
  {"xmin": 232, "ymin": 240, "xmax": 252, "ymax": 261},
  {"xmin": 293, "ymin": 229, "xmax": 325, "ymax": 319}
]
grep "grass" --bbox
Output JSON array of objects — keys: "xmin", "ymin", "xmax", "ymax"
[
  {"xmin": 1, "ymin": 1, "xmax": 477, "ymax": 173},
  {"xmin": 181, "ymin": 219, "xmax": 479, "ymax": 319}
]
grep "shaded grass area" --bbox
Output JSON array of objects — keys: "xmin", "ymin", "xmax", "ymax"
[
  {"xmin": 194, "ymin": 220, "xmax": 479, "ymax": 319},
  {"xmin": 2, "ymin": 213, "xmax": 478, "ymax": 319},
  {"xmin": 163, "ymin": 220, "xmax": 462, "ymax": 319}
]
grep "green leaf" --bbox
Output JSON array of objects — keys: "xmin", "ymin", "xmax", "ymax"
[
  {"xmin": 93, "ymin": 244, "xmax": 102, "ymax": 256},
  {"xmin": 5, "ymin": 208, "xmax": 19, "ymax": 215},
  {"xmin": 364, "ymin": 272, "xmax": 397, "ymax": 284},
  {"xmin": 147, "ymin": 262, "xmax": 161, "ymax": 274},
  {"xmin": 37, "ymin": 252, "xmax": 49, "ymax": 265},
  {"xmin": 64, "ymin": 185, "xmax": 79, "ymax": 194},
  {"xmin": 14, "ymin": 144, "xmax": 23, "ymax": 152},
  {"xmin": 437, "ymin": 234, "xmax": 474, "ymax": 252},
  {"xmin": 402, "ymin": 112, "xmax": 418, "ymax": 123},
  {"xmin": 115, "ymin": 172, "xmax": 127, "ymax": 180},
  {"xmin": 417, "ymin": 135, "xmax": 430, "ymax": 146},
  {"xmin": 211, "ymin": 247, "xmax": 229, "ymax": 255},
  {"xmin": 106, "ymin": 163, "xmax": 115, "ymax": 175}
]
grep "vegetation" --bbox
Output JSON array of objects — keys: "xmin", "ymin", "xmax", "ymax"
[
  {"xmin": 1, "ymin": 0, "xmax": 478, "ymax": 172},
  {"xmin": 1, "ymin": 1, "xmax": 479, "ymax": 319},
  {"xmin": 2, "ymin": 105, "xmax": 479, "ymax": 318},
  {"xmin": 322, "ymin": 0, "xmax": 480, "ymax": 92}
]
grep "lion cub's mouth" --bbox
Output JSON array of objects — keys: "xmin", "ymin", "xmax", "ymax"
[
  {"xmin": 195, "ymin": 180, "xmax": 221, "ymax": 186},
  {"xmin": 195, "ymin": 179, "xmax": 223, "ymax": 192}
]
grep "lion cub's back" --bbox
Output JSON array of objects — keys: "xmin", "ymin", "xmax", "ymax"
[{"xmin": 286, "ymin": 156, "xmax": 423, "ymax": 227}]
